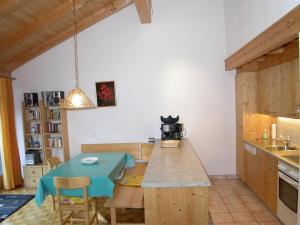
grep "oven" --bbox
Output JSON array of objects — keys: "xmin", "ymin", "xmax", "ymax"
[{"xmin": 277, "ymin": 161, "xmax": 298, "ymax": 225}]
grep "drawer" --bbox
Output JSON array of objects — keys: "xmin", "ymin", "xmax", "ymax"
[
  {"xmin": 24, "ymin": 166, "xmax": 43, "ymax": 177},
  {"xmin": 24, "ymin": 176, "xmax": 40, "ymax": 188},
  {"xmin": 42, "ymin": 166, "xmax": 50, "ymax": 175}
]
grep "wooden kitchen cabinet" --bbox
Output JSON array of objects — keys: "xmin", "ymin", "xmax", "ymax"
[
  {"xmin": 265, "ymin": 166, "xmax": 278, "ymax": 214},
  {"xmin": 244, "ymin": 148, "xmax": 278, "ymax": 214},
  {"xmin": 255, "ymin": 153, "xmax": 266, "ymax": 200},
  {"xmin": 257, "ymin": 69, "xmax": 276, "ymax": 116},
  {"xmin": 258, "ymin": 58, "xmax": 299, "ymax": 118},
  {"xmin": 245, "ymin": 150, "xmax": 258, "ymax": 193}
]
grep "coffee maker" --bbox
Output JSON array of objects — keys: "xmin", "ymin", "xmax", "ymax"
[{"xmin": 160, "ymin": 115, "xmax": 184, "ymax": 147}]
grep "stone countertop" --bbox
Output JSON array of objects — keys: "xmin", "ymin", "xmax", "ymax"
[
  {"xmin": 141, "ymin": 139, "xmax": 211, "ymax": 188},
  {"xmin": 244, "ymin": 138, "xmax": 299, "ymax": 169}
]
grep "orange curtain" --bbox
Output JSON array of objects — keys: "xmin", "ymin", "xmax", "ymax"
[{"xmin": 0, "ymin": 78, "xmax": 23, "ymax": 190}]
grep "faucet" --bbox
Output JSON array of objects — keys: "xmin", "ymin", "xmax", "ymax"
[{"xmin": 278, "ymin": 135, "xmax": 293, "ymax": 149}]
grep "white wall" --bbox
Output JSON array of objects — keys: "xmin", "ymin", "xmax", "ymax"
[
  {"xmin": 12, "ymin": 0, "xmax": 236, "ymax": 175},
  {"xmin": 224, "ymin": 0, "xmax": 300, "ymax": 56}
]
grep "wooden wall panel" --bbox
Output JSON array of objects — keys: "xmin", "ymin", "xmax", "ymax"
[
  {"xmin": 141, "ymin": 143, "xmax": 153, "ymax": 161},
  {"xmin": 235, "ymin": 72, "xmax": 258, "ymax": 181},
  {"xmin": 144, "ymin": 187, "xmax": 208, "ymax": 225},
  {"xmin": 243, "ymin": 113, "xmax": 274, "ymax": 140}
]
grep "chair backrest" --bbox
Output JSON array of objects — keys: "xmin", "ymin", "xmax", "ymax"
[
  {"xmin": 54, "ymin": 176, "xmax": 90, "ymax": 189},
  {"xmin": 47, "ymin": 157, "xmax": 62, "ymax": 170},
  {"xmin": 54, "ymin": 177, "xmax": 90, "ymax": 204}
]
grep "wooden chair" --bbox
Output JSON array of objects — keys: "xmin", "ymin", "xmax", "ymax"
[
  {"xmin": 47, "ymin": 156, "xmax": 62, "ymax": 210},
  {"xmin": 47, "ymin": 156, "xmax": 62, "ymax": 169},
  {"xmin": 54, "ymin": 176, "xmax": 98, "ymax": 225}
]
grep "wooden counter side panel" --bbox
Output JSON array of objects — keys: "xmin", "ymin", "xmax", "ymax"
[{"xmin": 144, "ymin": 187, "xmax": 208, "ymax": 225}]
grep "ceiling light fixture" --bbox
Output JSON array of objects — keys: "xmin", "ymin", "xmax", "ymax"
[{"xmin": 60, "ymin": 0, "xmax": 96, "ymax": 110}]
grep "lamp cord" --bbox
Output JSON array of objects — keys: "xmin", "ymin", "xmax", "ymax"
[{"xmin": 72, "ymin": 0, "xmax": 79, "ymax": 88}]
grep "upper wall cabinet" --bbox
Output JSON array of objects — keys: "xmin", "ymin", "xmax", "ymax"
[{"xmin": 258, "ymin": 58, "xmax": 299, "ymax": 118}]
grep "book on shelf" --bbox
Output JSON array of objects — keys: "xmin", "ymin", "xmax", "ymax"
[
  {"xmin": 28, "ymin": 123, "xmax": 40, "ymax": 134},
  {"xmin": 46, "ymin": 108, "xmax": 60, "ymax": 120},
  {"xmin": 25, "ymin": 110, "xmax": 40, "ymax": 121},
  {"xmin": 47, "ymin": 136, "xmax": 63, "ymax": 148},
  {"xmin": 25, "ymin": 136, "xmax": 42, "ymax": 149},
  {"xmin": 47, "ymin": 122, "xmax": 62, "ymax": 133}
]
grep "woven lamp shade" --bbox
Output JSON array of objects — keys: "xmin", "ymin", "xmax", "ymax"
[{"xmin": 60, "ymin": 87, "xmax": 96, "ymax": 110}]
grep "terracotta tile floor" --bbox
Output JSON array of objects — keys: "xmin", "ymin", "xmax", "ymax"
[
  {"xmin": 209, "ymin": 179, "xmax": 283, "ymax": 225},
  {"xmin": 0, "ymin": 179, "xmax": 283, "ymax": 225}
]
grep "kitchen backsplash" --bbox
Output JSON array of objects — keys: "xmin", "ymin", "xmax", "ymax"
[{"xmin": 277, "ymin": 117, "xmax": 300, "ymax": 146}]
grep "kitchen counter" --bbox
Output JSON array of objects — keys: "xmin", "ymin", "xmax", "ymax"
[
  {"xmin": 244, "ymin": 138, "xmax": 299, "ymax": 168},
  {"xmin": 142, "ymin": 139, "xmax": 211, "ymax": 188},
  {"xmin": 142, "ymin": 138, "xmax": 210, "ymax": 225}
]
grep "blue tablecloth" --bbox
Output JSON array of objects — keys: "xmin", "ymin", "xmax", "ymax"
[{"xmin": 35, "ymin": 152, "xmax": 135, "ymax": 207}]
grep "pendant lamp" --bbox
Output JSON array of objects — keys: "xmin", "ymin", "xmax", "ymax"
[{"xmin": 60, "ymin": 0, "xmax": 96, "ymax": 110}]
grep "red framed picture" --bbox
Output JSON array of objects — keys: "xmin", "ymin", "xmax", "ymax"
[{"xmin": 95, "ymin": 81, "xmax": 116, "ymax": 107}]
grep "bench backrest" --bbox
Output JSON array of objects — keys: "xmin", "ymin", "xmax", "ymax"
[
  {"xmin": 81, "ymin": 143, "xmax": 142, "ymax": 160},
  {"xmin": 81, "ymin": 143, "xmax": 154, "ymax": 161}
]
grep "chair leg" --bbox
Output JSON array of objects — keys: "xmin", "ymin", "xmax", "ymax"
[
  {"xmin": 110, "ymin": 208, "xmax": 117, "ymax": 225},
  {"xmin": 85, "ymin": 204, "xmax": 90, "ymax": 225},
  {"xmin": 57, "ymin": 205, "xmax": 63, "ymax": 225},
  {"xmin": 51, "ymin": 196, "xmax": 56, "ymax": 211},
  {"xmin": 92, "ymin": 199, "xmax": 99, "ymax": 224}
]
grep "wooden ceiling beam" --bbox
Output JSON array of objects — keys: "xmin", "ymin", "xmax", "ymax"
[
  {"xmin": 0, "ymin": 0, "xmax": 31, "ymax": 18},
  {"xmin": 267, "ymin": 47, "xmax": 285, "ymax": 55},
  {"xmin": 6, "ymin": 0, "xmax": 133, "ymax": 71},
  {"xmin": 225, "ymin": 5, "xmax": 300, "ymax": 71},
  {"xmin": 252, "ymin": 56, "xmax": 266, "ymax": 63},
  {"xmin": 134, "ymin": 0, "xmax": 151, "ymax": 24},
  {"xmin": 0, "ymin": 72, "xmax": 11, "ymax": 78},
  {"xmin": 0, "ymin": 63, "xmax": 11, "ymax": 77},
  {"xmin": 0, "ymin": 0, "xmax": 89, "ymax": 52},
  {"xmin": 0, "ymin": 63, "xmax": 9, "ymax": 73},
  {"xmin": 257, "ymin": 41, "xmax": 299, "ymax": 70}
]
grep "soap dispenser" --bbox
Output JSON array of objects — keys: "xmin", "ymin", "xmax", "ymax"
[{"xmin": 262, "ymin": 128, "xmax": 268, "ymax": 140}]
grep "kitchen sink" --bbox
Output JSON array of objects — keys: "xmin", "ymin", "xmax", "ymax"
[{"xmin": 266, "ymin": 145, "xmax": 298, "ymax": 151}]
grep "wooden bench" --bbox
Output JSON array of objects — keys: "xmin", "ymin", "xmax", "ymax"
[
  {"xmin": 81, "ymin": 143, "xmax": 154, "ymax": 161},
  {"xmin": 81, "ymin": 143, "xmax": 152, "ymax": 225},
  {"xmin": 105, "ymin": 185, "xmax": 144, "ymax": 225},
  {"xmin": 105, "ymin": 163, "xmax": 147, "ymax": 225}
]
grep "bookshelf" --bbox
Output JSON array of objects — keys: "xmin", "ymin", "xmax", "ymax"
[
  {"xmin": 42, "ymin": 105, "xmax": 70, "ymax": 162},
  {"xmin": 22, "ymin": 101, "xmax": 44, "ymax": 155},
  {"xmin": 22, "ymin": 101, "xmax": 69, "ymax": 187}
]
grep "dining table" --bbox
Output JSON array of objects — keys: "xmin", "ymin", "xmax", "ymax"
[{"xmin": 35, "ymin": 152, "xmax": 135, "ymax": 208}]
